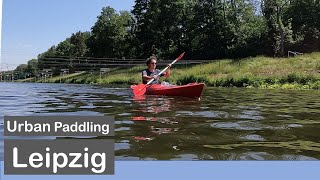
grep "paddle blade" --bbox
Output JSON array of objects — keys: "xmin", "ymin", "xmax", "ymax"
[
  {"xmin": 133, "ymin": 84, "xmax": 147, "ymax": 96},
  {"xmin": 176, "ymin": 52, "xmax": 185, "ymax": 61}
]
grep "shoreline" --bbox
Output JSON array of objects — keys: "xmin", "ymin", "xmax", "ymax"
[{"xmin": 15, "ymin": 53, "xmax": 320, "ymax": 90}]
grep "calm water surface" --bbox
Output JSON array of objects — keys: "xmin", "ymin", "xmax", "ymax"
[{"xmin": 1, "ymin": 82, "xmax": 319, "ymax": 160}]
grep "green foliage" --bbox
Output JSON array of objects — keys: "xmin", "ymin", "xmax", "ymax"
[
  {"xmin": 87, "ymin": 7, "xmax": 133, "ymax": 58},
  {"xmin": 285, "ymin": 0, "xmax": 320, "ymax": 52},
  {"xmin": 309, "ymin": 81, "xmax": 320, "ymax": 90},
  {"xmin": 131, "ymin": 0, "xmax": 190, "ymax": 58},
  {"xmin": 35, "ymin": 0, "xmax": 320, "ymax": 61},
  {"xmin": 38, "ymin": 46, "xmax": 57, "ymax": 58},
  {"xmin": 192, "ymin": 0, "xmax": 233, "ymax": 59},
  {"xmin": 176, "ymin": 75, "xmax": 208, "ymax": 85},
  {"xmin": 38, "ymin": 31, "xmax": 91, "ymax": 58},
  {"xmin": 97, "ymin": 75, "xmax": 137, "ymax": 85},
  {"xmin": 27, "ymin": 59, "xmax": 38, "ymax": 76},
  {"xmin": 13, "ymin": 59, "xmax": 38, "ymax": 79},
  {"xmin": 14, "ymin": 64, "xmax": 28, "ymax": 73},
  {"xmin": 284, "ymin": 73, "xmax": 317, "ymax": 84},
  {"xmin": 262, "ymin": 0, "xmax": 294, "ymax": 57},
  {"xmin": 70, "ymin": 31, "xmax": 91, "ymax": 57},
  {"xmin": 56, "ymin": 40, "xmax": 76, "ymax": 57},
  {"xmin": 23, "ymin": 0, "xmax": 320, "ymax": 82}
]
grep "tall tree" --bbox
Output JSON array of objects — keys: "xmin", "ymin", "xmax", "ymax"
[
  {"xmin": 262, "ymin": 0, "xmax": 293, "ymax": 56},
  {"xmin": 38, "ymin": 46, "xmax": 57, "ymax": 58},
  {"xmin": 131, "ymin": 0, "xmax": 154, "ymax": 58},
  {"xmin": 192, "ymin": 0, "xmax": 235, "ymax": 59},
  {"xmin": 27, "ymin": 59, "xmax": 38, "ymax": 76},
  {"xmin": 229, "ymin": 0, "xmax": 268, "ymax": 57},
  {"xmin": 285, "ymin": 0, "xmax": 320, "ymax": 52},
  {"xmin": 132, "ymin": 0, "xmax": 191, "ymax": 59},
  {"xmin": 55, "ymin": 39, "xmax": 76, "ymax": 57},
  {"xmin": 175, "ymin": 0, "xmax": 198, "ymax": 59},
  {"xmin": 70, "ymin": 31, "xmax": 91, "ymax": 57},
  {"xmin": 87, "ymin": 7, "xmax": 133, "ymax": 58}
]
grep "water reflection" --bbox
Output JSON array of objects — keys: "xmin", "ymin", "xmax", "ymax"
[
  {"xmin": 130, "ymin": 96, "xmax": 180, "ymax": 143},
  {"xmin": 1, "ymin": 82, "xmax": 320, "ymax": 160},
  {"xmin": 132, "ymin": 96, "xmax": 173, "ymax": 113}
]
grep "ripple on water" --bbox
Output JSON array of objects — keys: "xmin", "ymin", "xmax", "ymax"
[
  {"xmin": 240, "ymin": 134, "xmax": 266, "ymax": 141},
  {"xmin": 118, "ymin": 113, "xmax": 132, "ymax": 116},
  {"xmin": 35, "ymin": 111, "xmax": 104, "ymax": 116},
  {"xmin": 115, "ymin": 141, "xmax": 131, "ymax": 151},
  {"xmin": 281, "ymin": 154, "xmax": 318, "ymax": 160},
  {"xmin": 287, "ymin": 124, "xmax": 303, "ymax": 128},
  {"xmin": 176, "ymin": 111, "xmax": 229, "ymax": 118},
  {"xmin": 115, "ymin": 127, "xmax": 131, "ymax": 132},
  {"xmin": 210, "ymin": 120, "xmax": 296, "ymax": 131},
  {"xmin": 238, "ymin": 152, "xmax": 269, "ymax": 160},
  {"xmin": 115, "ymin": 120, "xmax": 134, "ymax": 125},
  {"xmin": 237, "ymin": 152, "xmax": 319, "ymax": 160},
  {"xmin": 172, "ymin": 154, "xmax": 199, "ymax": 160},
  {"xmin": 277, "ymin": 114, "xmax": 294, "ymax": 118},
  {"xmin": 204, "ymin": 140, "xmax": 320, "ymax": 153},
  {"xmin": 1, "ymin": 83, "xmax": 320, "ymax": 160},
  {"xmin": 235, "ymin": 112, "xmax": 264, "ymax": 120},
  {"xmin": 211, "ymin": 121, "xmax": 263, "ymax": 130}
]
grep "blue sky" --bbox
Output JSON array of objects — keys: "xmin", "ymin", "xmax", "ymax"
[{"xmin": 1, "ymin": 0, "xmax": 135, "ymax": 70}]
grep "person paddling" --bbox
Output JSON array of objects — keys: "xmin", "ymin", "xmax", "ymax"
[
  {"xmin": 142, "ymin": 55, "xmax": 171, "ymax": 84},
  {"xmin": 132, "ymin": 52, "xmax": 185, "ymax": 96}
]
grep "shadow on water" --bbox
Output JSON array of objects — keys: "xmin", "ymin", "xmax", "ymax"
[{"xmin": 1, "ymin": 82, "xmax": 320, "ymax": 160}]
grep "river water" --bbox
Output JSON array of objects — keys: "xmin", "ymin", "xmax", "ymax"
[{"xmin": 1, "ymin": 82, "xmax": 319, "ymax": 160}]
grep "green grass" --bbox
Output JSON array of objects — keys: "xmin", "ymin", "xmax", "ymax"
[
  {"xmin": 36, "ymin": 71, "xmax": 87, "ymax": 83},
  {"xmin": 16, "ymin": 77, "xmax": 36, "ymax": 82},
  {"xmin": 35, "ymin": 52, "xmax": 320, "ymax": 90}
]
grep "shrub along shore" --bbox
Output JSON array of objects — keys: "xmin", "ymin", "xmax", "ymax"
[{"xmin": 32, "ymin": 53, "xmax": 320, "ymax": 90}]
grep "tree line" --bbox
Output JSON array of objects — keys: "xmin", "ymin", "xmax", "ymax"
[{"xmin": 16, "ymin": 0, "xmax": 320, "ymax": 77}]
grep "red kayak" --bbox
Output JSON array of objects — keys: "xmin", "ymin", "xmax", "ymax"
[{"xmin": 131, "ymin": 83, "xmax": 205, "ymax": 98}]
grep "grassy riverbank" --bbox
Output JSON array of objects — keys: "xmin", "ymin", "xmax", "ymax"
[{"xmin": 36, "ymin": 52, "xmax": 320, "ymax": 90}]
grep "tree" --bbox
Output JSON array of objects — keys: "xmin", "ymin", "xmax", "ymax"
[
  {"xmin": 70, "ymin": 31, "xmax": 91, "ymax": 57},
  {"xmin": 38, "ymin": 46, "xmax": 57, "ymax": 58},
  {"xmin": 132, "ymin": 0, "xmax": 191, "ymax": 59},
  {"xmin": 14, "ymin": 64, "xmax": 28, "ymax": 73},
  {"xmin": 285, "ymin": 0, "xmax": 320, "ymax": 52},
  {"xmin": 13, "ymin": 64, "xmax": 28, "ymax": 79},
  {"xmin": 55, "ymin": 40, "xmax": 76, "ymax": 57},
  {"xmin": 131, "ymin": 0, "xmax": 153, "ymax": 58},
  {"xmin": 27, "ymin": 59, "xmax": 38, "ymax": 76},
  {"xmin": 192, "ymin": 0, "xmax": 236, "ymax": 59},
  {"xmin": 36, "ymin": 0, "xmax": 320, "ymax": 62},
  {"xmin": 262, "ymin": 0, "xmax": 293, "ymax": 56},
  {"xmin": 39, "ymin": 31, "xmax": 91, "ymax": 58},
  {"xmin": 87, "ymin": 7, "xmax": 133, "ymax": 58},
  {"xmin": 228, "ymin": 0, "xmax": 268, "ymax": 58}
]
